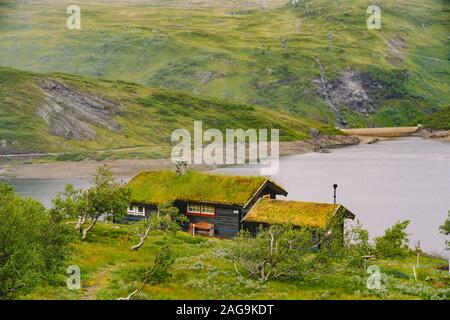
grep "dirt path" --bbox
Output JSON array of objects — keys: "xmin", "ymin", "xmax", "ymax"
[
  {"xmin": 0, "ymin": 146, "xmax": 150, "ymax": 158},
  {"xmin": 82, "ymin": 268, "xmax": 114, "ymax": 300}
]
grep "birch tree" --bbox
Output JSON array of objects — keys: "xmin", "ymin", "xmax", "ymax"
[
  {"xmin": 119, "ymin": 245, "xmax": 175, "ymax": 300},
  {"xmin": 53, "ymin": 165, "xmax": 131, "ymax": 240},
  {"xmin": 130, "ymin": 203, "xmax": 188, "ymax": 251},
  {"xmin": 228, "ymin": 225, "xmax": 321, "ymax": 281}
]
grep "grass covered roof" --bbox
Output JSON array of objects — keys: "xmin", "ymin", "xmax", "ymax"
[
  {"xmin": 127, "ymin": 170, "xmax": 281, "ymax": 206},
  {"xmin": 243, "ymin": 199, "xmax": 354, "ymax": 229}
]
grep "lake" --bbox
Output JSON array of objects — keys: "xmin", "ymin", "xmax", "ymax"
[{"xmin": 2, "ymin": 137, "xmax": 449, "ymax": 257}]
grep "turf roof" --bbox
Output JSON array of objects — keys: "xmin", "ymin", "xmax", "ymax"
[
  {"xmin": 127, "ymin": 170, "xmax": 277, "ymax": 206},
  {"xmin": 243, "ymin": 199, "xmax": 349, "ymax": 228}
]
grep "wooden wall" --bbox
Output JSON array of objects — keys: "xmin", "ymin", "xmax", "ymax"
[{"xmin": 180, "ymin": 202, "xmax": 242, "ymax": 238}]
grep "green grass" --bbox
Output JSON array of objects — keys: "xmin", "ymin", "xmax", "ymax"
[
  {"xmin": 128, "ymin": 170, "xmax": 271, "ymax": 206},
  {"xmin": 0, "ymin": 65, "xmax": 337, "ymax": 155},
  {"xmin": 417, "ymin": 106, "xmax": 450, "ymax": 130},
  {"xmin": 0, "ymin": 0, "xmax": 448, "ymax": 129},
  {"xmin": 243, "ymin": 199, "xmax": 341, "ymax": 228},
  {"xmin": 22, "ymin": 222, "xmax": 450, "ymax": 300}
]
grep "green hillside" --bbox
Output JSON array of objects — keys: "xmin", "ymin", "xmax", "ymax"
[
  {"xmin": 0, "ymin": 0, "xmax": 448, "ymax": 128},
  {"xmin": 0, "ymin": 66, "xmax": 336, "ymax": 155},
  {"xmin": 418, "ymin": 106, "xmax": 450, "ymax": 130}
]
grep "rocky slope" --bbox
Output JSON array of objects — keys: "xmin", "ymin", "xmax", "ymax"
[{"xmin": 37, "ymin": 79, "xmax": 122, "ymax": 140}]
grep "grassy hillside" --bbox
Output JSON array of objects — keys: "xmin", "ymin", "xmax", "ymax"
[
  {"xmin": 0, "ymin": 0, "xmax": 448, "ymax": 127},
  {"xmin": 418, "ymin": 106, "xmax": 450, "ymax": 130},
  {"xmin": 23, "ymin": 222, "xmax": 450, "ymax": 300},
  {"xmin": 0, "ymin": 66, "xmax": 337, "ymax": 155}
]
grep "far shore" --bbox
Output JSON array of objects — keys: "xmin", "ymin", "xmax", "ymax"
[{"xmin": 0, "ymin": 134, "xmax": 388, "ymax": 180}]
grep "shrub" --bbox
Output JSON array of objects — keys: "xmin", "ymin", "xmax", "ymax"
[
  {"xmin": 374, "ymin": 220, "xmax": 410, "ymax": 260},
  {"xmin": 394, "ymin": 282, "xmax": 450, "ymax": 300},
  {"xmin": 185, "ymin": 267, "xmax": 267, "ymax": 299},
  {"xmin": 227, "ymin": 225, "xmax": 321, "ymax": 281},
  {"xmin": 0, "ymin": 183, "xmax": 74, "ymax": 299},
  {"xmin": 344, "ymin": 221, "xmax": 374, "ymax": 267},
  {"xmin": 439, "ymin": 211, "xmax": 450, "ymax": 250}
]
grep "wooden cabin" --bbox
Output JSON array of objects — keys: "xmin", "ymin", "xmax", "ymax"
[
  {"xmin": 125, "ymin": 170, "xmax": 288, "ymax": 238},
  {"xmin": 242, "ymin": 198, "xmax": 355, "ymax": 243}
]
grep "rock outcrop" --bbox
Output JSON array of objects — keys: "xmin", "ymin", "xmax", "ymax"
[
  {"xmin": 314, "ymin": 66, "xmax": 389, "ymax": 127},
  {"xmin": 37, "ymin": 79, "xmax": 122, "ymax": 140}
]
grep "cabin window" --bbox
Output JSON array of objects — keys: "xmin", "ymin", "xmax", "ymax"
[
  {"xmin": 187, "ymin": 203, "xmax": 201, "ymax": 213},
  {"xmin": 187, "ymin": 203, "xmax": 215, "ymax": 215},
  {"xmin": 128, "ymin": 205, "xmax": 145, "ymax": 216},
  {"xmin": 136, "ymin": 205, "xmax": 145, "ymax": 215},
  {"xmin": 201, "ymin": 205, "xmax": 215, "ymax": 215}
]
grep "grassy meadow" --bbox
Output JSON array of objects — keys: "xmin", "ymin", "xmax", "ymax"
[
  {"xmin": 1, "ymin": 0, "xmax": 449, "ymax": 129},
  {"xmin": 23, "ymin": 222, "xmax": 450, "ymax": 300}
]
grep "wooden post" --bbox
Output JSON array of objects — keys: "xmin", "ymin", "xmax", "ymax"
[
  {"xmin": 362, "ymin": 255, "xmax": 375, "ymax": 275},
  {"xmin": 415, "ymin": 241, "xmax": 421, "ymax": 268}
]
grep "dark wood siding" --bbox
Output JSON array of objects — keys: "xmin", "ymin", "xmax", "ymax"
[
  {"xmin": 123, "ymin": 203, "xmax": 157, "ymax": 223},
  {"xmin": 125, "ymin": 201, "xmax": 242, "ymax": 238},
  {"xmin": 182, "ymin": 203, "xmax": 241, "ymax": 238}
]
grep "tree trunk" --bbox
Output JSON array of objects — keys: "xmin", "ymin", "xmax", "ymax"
[
  {"xmin": 117, "ymin": 276, "xmax": 149, "ymax": 300},
  {"xmin": 76, "ymin": 211, "xmax": 88, "ymax": 233},
  {"xmin": 117, "ymin": 288, "xmax": 141, "ymax": 300},
  {"xmin": 130, "ymin": 225, "xmax": 152, "ymax": 251},
  {"xmin": 81, "ymin": 215, "xmax": 100, "ymax": 240},
  {"xmin": 130, "ymin": 209, "xmax": 159, "ymax": 251}
]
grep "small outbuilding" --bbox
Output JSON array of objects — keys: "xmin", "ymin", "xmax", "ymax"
[{"xmin": 242, "ymin": 198, "xmax": 355, "ymax": 242}]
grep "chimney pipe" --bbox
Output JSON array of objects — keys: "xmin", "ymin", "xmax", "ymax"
[{"xmin": 333, "ymin": 184, "xmax": 338, "ymax": 204}]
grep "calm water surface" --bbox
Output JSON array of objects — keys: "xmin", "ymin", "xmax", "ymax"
[
  {"xmin": 2, "ymin": 179, "xmax": 91, "ymax": 208},
  {"xmin": 3, "ymin": 137, "xmax": 449, "ymax": 256}
]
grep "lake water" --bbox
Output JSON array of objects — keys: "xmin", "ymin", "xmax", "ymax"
[
  {"xmin": 2, "ymin": 137, "xmax": 449, "ymax": 257},
  {"xmin": 1, "ymin": 178, "xmax": 91, "ymax": 208}
]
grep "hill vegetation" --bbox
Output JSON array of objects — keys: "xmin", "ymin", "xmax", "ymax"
[
  {"xmin": 0, "ymin": 0, "xmax": 448, "ymax": 129},
  {"xmin": 417, "ymin": 106, "xmax": 450, "ymax": 130},
  {"xmin": 0, "ymin": 66, "xmax": 336, "ymax": 155}
]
